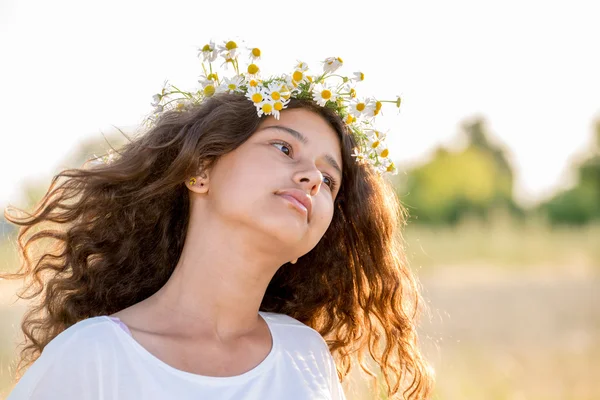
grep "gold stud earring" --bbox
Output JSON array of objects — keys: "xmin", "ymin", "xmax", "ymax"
[{"xmin": 189, "ymin": 177, "xmax": 197, "ymax": 185}]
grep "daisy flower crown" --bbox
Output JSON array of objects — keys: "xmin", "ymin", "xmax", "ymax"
[{"xmin": 145, "ymin": 39, "xmax": 402, "ymax": 175}]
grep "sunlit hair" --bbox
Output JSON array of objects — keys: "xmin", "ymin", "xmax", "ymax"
[{"xmin": 3, "ymin": 93, "xmax": 434, "ymax": 399}]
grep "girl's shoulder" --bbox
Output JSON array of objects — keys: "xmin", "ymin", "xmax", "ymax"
[
  {"xmin": 7, "ymin": 317, "xmax": 123, "ymax": 399},
  {"xmin": 44, "ymin": 316, "xmax": 121, "ymax": 353},
  {"xmin": 259, "ymin": 311, "xmax": 319, "ymax": 335},
  {"xmin": 259, "ymin": 311, "xmax": 331, "ymax": 351}
]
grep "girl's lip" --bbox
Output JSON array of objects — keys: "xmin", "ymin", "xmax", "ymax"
[{"xmin": 278, "ymin": 194, "xmax": 308, "ymax": 219}]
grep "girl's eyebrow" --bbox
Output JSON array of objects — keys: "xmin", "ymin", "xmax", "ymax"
[{"xmin": 258, "ymin": 125, "xmax": 342, "ymax": 178}]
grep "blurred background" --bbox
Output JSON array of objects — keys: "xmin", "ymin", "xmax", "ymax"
[{"xmin": 1, "ymin": 0, "xmax": 598, "ymax": 399}]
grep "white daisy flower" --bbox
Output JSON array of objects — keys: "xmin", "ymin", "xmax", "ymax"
[
  {"xmin": 248, "ymin": 47, "xmax": 261, "ymax": 61},
  {"xmin": 246, "ymin": 85, "xmax": 268, "ymax": 105},
  {"xmin": 322, "ymin": 57, "xmax": 343, "ymax": 74},
  {"xmin": 291, "ymin": 68, "xmax": 309, "ymax": 86},
  {"xmin": 246, "ymin": 63, "xmax": 260, "ymax": 78},
  {"xmin": 266, "ymin": 82, "xmax": 287, "ymax": 102},
  {"xmin": 257, "ymin": 99, "xmax": 276, "ymax": 117},
  {"xmin": 284, "ymin": 74, "xmax": 302, "ymax": 91},
  {"xmin": 372, "ymin": 100, "xmax": 383, "ymax": 116},
  {"xmin": 151, "ymin": 81, "xmax": 172, "ymax": 107},
  {"xmin": 366, "ymin": 129, "xmax": 387, "ymax": 142},
  {"xmin": 294, "ymin": 60, "xmax": 309, "ymax": 72},
  {"xmin": 151, "ymin": 94, "xmax": 162, "ymax": 107},
  {"xmin": 220, "ymin": 75, "xmax": 245, "ymax": 93},
  {"xmin": 343, "ymin": 113, "xmax": 358, "ymax": 126},
  {"xmin": 201, "ymin": 83, "xmax": 216, "ymax": 97},
  {"xmin": 385, "ymin": 161, "xmax": 398, "ymax": 174},
  {"xmin": 312, "ymin": 83, "xmax": 338, "ymax": 107},
  {"xmin": 245, "ymin": 74, "xmax": 261, "ymax": 88},
  {"xmin": 376, "ymin": 157, "xmax": 396, "ymax": 174},
  {"xmin": 271, "ymin": 98, "xmax": 289, "ymax": 120},
  {"xmin": 352, "ymin": 71, "xmax": 365, "ymax": 82},
  {"xmin": 198, "ymin": 41, "xmax": 218, "ymax": 63},
  {"xmin": 198, "ymin": 72, "xmax": 219, "ymax": 88},
  {"xmin": 376, "ymin": 146, "xmax": 390, "ymax": 159},
  {"xmin": 351, "ymin": 148, "xmax": 368, "ymax": 164},
  {"xmin": 218, "ymin": 39, "xmax": 241, "ymax": 60},
  {"xmin": 368, "ymin": 136, "xmax": 386, "ymax": 153},
  {"xmin": 349, "ymin": 98, "xmax": 375, "ymax": 118},
  {"xmin": 175, "ymin": 98, "xmax": 194, "ymax": 112},
  {"xmin": 361, "ymin": 98, "xmax": 380, "ymax": 118}
]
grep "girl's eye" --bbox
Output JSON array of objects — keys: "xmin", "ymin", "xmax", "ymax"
[
  {"xmin": 323, "ymin": 175, "xmax": 337, "ymax": 191},
  {"xmin": 272, "ymin": 141, "xmax": 292, "ymax": 157}
]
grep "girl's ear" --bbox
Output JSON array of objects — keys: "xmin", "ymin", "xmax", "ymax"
[{"xmin": 185, "ymin": 168, "xmax": 210, "ymax": 193}]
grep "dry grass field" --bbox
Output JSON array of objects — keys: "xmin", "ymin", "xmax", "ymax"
[{"xmin": 1, "ymin": 220, "xmax": 598, "ymax": 399}]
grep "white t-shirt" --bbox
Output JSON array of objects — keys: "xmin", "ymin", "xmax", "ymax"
[{"xmin": 8, "ymin": 311, "xmax": 346, "ymax": 400}]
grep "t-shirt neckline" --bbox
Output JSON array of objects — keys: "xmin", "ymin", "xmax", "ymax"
[{"xmin": 101, "ymin": 311, "xmax": 278, "ymax": 384}]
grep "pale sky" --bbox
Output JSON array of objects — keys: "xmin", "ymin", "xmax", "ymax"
[{"xmin": 1, "ymin": 0, "xmax": 599, "ymax": 209}]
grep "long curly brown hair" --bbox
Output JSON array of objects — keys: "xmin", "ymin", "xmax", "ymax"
[{"xmin": 3, "ymin": 93, "xmax": 434, "ymax": 399}]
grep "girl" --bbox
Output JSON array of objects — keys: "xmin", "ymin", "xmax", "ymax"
[{"xmin": 3, "ymin": 42, "xmax": 434, "ymax": 399}]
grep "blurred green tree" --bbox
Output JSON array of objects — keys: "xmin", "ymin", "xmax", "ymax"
[
  {"xmin": 539, "ymin": 119, "xmax": 600, "ymax": 225},
  {"xmin": 395, "ymin": 116, "xmax": 522, "ymax": 225}
]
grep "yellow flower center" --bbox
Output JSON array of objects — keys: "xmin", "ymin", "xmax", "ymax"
[
  {"xmin": 176, "ymin": 102, "xmax": 185, "ymax": 111},
  {"xmin": 359, "ymin": 72, "xmax": 364, "ymax": 80},
  {"xmin": 375, "ymin": 101, "xmax": 382, "ymax": 111},
  {"xmin": 356, "ymin": 103, "xmax": 366, "ymax": 112},
  {"xmin": 271, "ymin": 91, "xmax": 281, "ymax": 100},
  {"xmin": 248, "ymin": 64, "xmax": 259, "ymax": 75},
  {"xmin": 386, "ymin": 162, "xmax": 395, "ymax": 172},
  {"xmin": 249, "ymin": 79, "xmax": 258, "ymax": 87},
  {"xmin": 203, "ymin": 85, "xmax": 215, "ymax": 97},
  {"xmin": 251, "ymin": 93, "xmax": 263, "ymax": 103},
  {"xmin": 207, "ymin": 73, "xmax": 218, "ymax": 81},
  {"xmin": 228, "ymin": 84, "xmax": 237, "ymax": 91},
  {"xmin": 307, "ymin": 76, "xmax": 313, "ymax": 83},
  {"xmin": 262, "ymin": 103, "xmax": 273, "ymax": 113},
  {"xmin": 395, "ymin": 97, "xmax": 402, "ymax": 108},
  {"xmin": 225, "ymin": 41, "xmax": 237, "ymax": 50},
  {"xmin": 252, "ymin": 48, "xmax": 261, "ymax": 57},
  {"xmin": 371, "ymin": 141, "xmax": 380, "ymax": 148},
  {"xmin": 345, "ymin": 115, "xmax": 355, "ymax": 124},
  {"xmin": 380, "ymin": 149, "xmax": 389, "ymax": 158},
  {"xmin": 321, "ymin": 90, "xmax": 332, "ymax": 100},
  {"xmin": 337, "ymin": 57, "xmax": 343, "ymax": 63},
  {"xmin": 202, "ymin": 44, "xmax": 212, "ymax": 52},
  {"xmin": 374, "ymin": 109, "xmax": 380, "ymax": 116},
  {"xmin": 274, "ymin": 101, "xmax": 284, "ymax": 111},
  {"xmin": 350, "ymin": 88, "xmax": 356, "ymax": 98},
  {"xmin": 292, "ymin": 70, "xmax": 304, "ymax": 82}
]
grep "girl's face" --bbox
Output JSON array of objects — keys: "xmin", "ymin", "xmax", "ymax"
[{"xmin": 196, "ymin": 108, "xmax": 343, "ymax": 258}]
